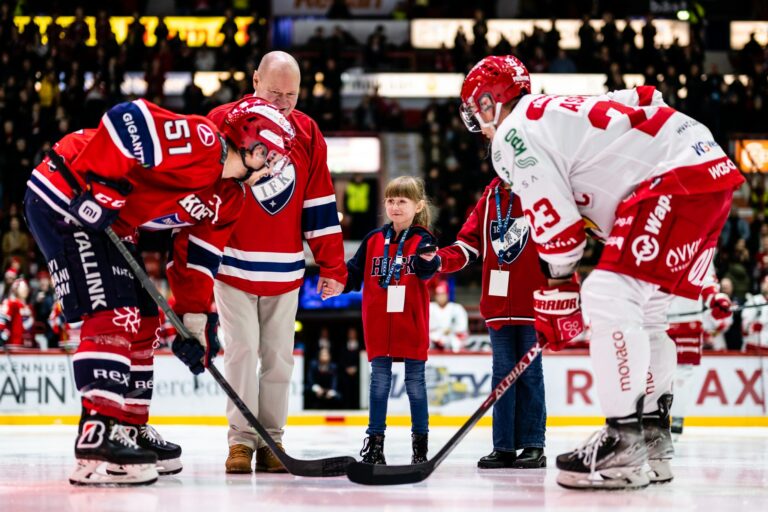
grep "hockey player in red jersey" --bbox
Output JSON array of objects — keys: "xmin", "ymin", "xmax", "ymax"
[
  {"xmin": 460, "ymin": 56, "xmax": 744, "ymax": 490},
  {"xmin": 23, "ymin": 96, "xmax": 295, "ymax": 486},
  {"xmin": 206, "ymin": 51, "xmax": 347, "ymax": 474}
]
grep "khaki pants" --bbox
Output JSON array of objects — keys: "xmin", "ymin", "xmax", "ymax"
[{"xmin": 215, "ymin": 280, "xmax": 299, "ymax": 449}]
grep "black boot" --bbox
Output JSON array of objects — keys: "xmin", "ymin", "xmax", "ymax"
[
  {"xmin": 477, "ymin": 450, "xmax": 516, "ymax": 469},
  {"xmin": 360, "ymin": 434, "xmax": 386, "ymax": 465},
  {"xmin": 411, "ymin": 433, "xmax": 428, "ymax": 464},
  {"xmin": 512, "ymin": 447, "xmax": 546, "ymax": 468},
  {"xmin": 129, "ymin": 424, "xmax": 183, "ymax": 475}
]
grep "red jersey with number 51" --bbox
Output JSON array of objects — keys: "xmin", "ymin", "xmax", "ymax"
[
  {"xmin": 492, "ymin": 86, "xmax": 744, "ymax": 273},
  {"xmin": 29, "ymin": 99, "xmax": 230, "ymax": 238}
]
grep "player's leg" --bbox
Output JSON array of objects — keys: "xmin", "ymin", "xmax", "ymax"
[
  {"xmin": 478, "ymin": 325, "xmax": 519, "ymax": 468},
  {"xmin": 641, "ymin": 292, "xmax": 676, "ymax": 483},
  {"xmin": 360, "ymin": 356, "xmax": 392, "ymax": 465},
  {"xmin": 215, "ymin": 280, "xmax": 262, "ymax": 473},
  {"xmin": 253, "ymin": 289, "xmax": 299, "ymax": 472},
  {"xmin": 404, "ymin": 358, "xmax": 428, "ymax": 464},
  {"xmin": 556, "ymin": 269, "xmax": 653, "ymax": 490},
  {"xmin": 512, "ymin": 324, "xmax": 546, "ymax": 469},
  {"xmin": 24, "ymin": 195, "xmax": 157, "ymax": 486},
  {"xmin": 116, "ymin": 308, "xmax": 182, "ymax": 476}
]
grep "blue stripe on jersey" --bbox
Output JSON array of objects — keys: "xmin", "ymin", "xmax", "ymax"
[
  {"xmin": 188, "ymin": 238, "xmax": 223, "ymax": 277},
  {"xmin": 220, "ymin": 256, "xmax": 305, "ymax": 273},
  {"xmin": 302, "ymin": 201, "xmax": 340, "ymax": 233},
  {"xmin": 105, "ymin": 102, "xmax": 158, "ymax": 168}
]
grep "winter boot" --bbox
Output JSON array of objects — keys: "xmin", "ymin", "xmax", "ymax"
[
  {"xmin": 643, "ymin": 393, "xmax": 675, "ymax": 484},
  {"xmin": 477, "ymin": 450, "xmax": 516, "ymax": 469},
  {"xmin": 359, "ymin": 434, "xmax": 386, "ymax": 465},
  {"xmin": 411, "ymin": 433, "xmax": 428, "ymax": 464},
  {"xmin": 556, "ymin": 399, "xmax": 650, "ymax": 490},
  {"xmin": 225, "ymin": 444, "xmax": 254, "ymax": 474},
  {"xmin": 255, "ymin": 443, "xmax": 288, "ymax": 473},
  {"xmin": 70, "ymin": 412, "xmax": 158, "ymax": 486},
  {"xmin": 512, "ymin": 447, "xmax": 547, "ymax": 468}
]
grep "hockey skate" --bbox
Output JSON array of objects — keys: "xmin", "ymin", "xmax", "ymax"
[
  {"xmin": 556, "ymin": 410, "xmax": 649, "ymax": 490},
  {"xmin": 69, "ymin": 414, "xmax": 158, "ymax": 486},
  {"xmin": 643, "ymin": 394, "xmax": 674, "ymax": 484},
  {"xmin": 108, "ymin": 424, "xmax": 183, "ymax": 476}
]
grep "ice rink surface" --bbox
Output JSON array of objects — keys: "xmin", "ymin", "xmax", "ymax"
[{"xmin": 1, "ymin": 424, "xmax": 767, "ymax": 512}]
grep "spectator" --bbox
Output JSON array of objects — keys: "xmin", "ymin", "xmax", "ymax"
[
  {"xmin": 428, "ymin": 281, "xmax": 469, "ymax": 352},
  {"xmin": 2, "ymin": 216, "xmax": 30, "ymax": 273},
  {"xmin": 305, "ymin": 347, "xmax": 342, "ymax": 409},
  {"xmin": 0, "ymin": 277, "xmax": 34, "ymax": 348}
]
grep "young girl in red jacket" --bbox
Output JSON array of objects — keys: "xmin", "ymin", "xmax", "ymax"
[{"xmin": 344, "ymin": 176, "xmax": 440, "ymax": 465}]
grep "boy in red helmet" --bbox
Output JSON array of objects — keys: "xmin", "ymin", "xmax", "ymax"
[
  {"xmin": 460, "ymin": 55, "xmax": 742, "ymax": 490},
  {"xmin": 24, "ymin": 97, "xmax": 293, "ymax": 486}
]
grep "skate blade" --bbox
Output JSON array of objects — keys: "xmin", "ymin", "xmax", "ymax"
[
  {"xmin": 647, "ymin": 459, "xmax": 674, "ymax": 484},
  {"xmin": 108, "ymin": 457, "xmax": 183, "ymax": 476},
  {"xmin": 70, "ymin": 460, "xmax": 158, "ymax": 486},
  {"xmin": 557, "ymin": 467, "xmax": 651, "ymax": 490}
]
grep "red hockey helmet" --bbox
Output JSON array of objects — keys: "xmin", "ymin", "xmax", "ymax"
[
  {"xmin": 460, "ymin": 55, "xmax": 531, "ymax": 132},
  {"xmin": 221, "ymin": 96, "xmax": 295, "ymax": 160}
]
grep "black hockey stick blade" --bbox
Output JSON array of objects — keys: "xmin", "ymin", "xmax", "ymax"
[
  {"xmin": 207, "ymin": 364, "xmax": 355, "ymax": 477},
  {"xmin": 105, "ymin": 227, "xmax": 355, "ymax": 477},
  {"xmin": 346, "ymin": 340, "xmax": 546, "ymax": 485}
]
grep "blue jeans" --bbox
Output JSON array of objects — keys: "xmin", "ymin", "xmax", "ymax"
[
  {"xmin": 488, "ymin": 325, "xmax": 546, "ymax": 451},
  {"xmin": 367, "ymin": 357, "xmax": 429, "ymax": 435}
]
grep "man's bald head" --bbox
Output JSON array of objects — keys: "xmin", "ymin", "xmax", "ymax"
[{"xmin": 253, "ymin": 51, "xmax": 301, "ymax": 117}]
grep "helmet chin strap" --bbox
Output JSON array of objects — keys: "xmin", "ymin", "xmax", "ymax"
[{"xmin": 238, "ymin": 148, "xmax": 267, "ymax": 183}]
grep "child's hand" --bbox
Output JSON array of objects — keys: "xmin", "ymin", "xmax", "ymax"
[
  {"xmin": 417, "ymin": 243, "xmax": 437, "ymax": 261},
  {"xmin": 419, "ymin": 251, "xmax": 437, "ymax": 261},
  {"xmin": 318, "ymin": 276, "xmax": 344, "ymax": 300}
]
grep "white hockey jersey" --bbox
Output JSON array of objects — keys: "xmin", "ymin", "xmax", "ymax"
[{"xmin": 492, "ymin": 86, "xmax": 738, "ymax": 271}]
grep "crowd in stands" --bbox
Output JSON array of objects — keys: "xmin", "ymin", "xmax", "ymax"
[{"xmin": 2, "ymin": 1, "xmax": 768, "ymax": 351}]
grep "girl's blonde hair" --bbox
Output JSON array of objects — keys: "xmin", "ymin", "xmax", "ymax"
[{"xmin": 384, "ymin": 176, "xmax": 432, "ymax": 228}]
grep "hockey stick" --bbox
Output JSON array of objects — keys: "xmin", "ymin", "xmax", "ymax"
[
  {"xmin": 346, "ymin": 339, "xmax": 546, "ymax": 485},
  {"xmin": 105, "ymin": 227, "xmax": 355, "ymax": 477},
  {"xmin": 667, "ymin": 301, "xmax": 768, "ymax": 319}
]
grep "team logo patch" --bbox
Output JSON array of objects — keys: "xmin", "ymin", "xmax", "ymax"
[
  {"xmin": 490, "ymin": 217, "xmax": 529, "ymax": 264},
  {"xmin": 197, "ymin": 124, "xmax": 216, "ymax": 147},
  {"xmin": 250, "ymin": 162, "xmax": 296, "ymax": 215}
]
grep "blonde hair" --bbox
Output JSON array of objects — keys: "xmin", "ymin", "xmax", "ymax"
[{"xmin": 384, "ymin": 176, "xmax": 432, "ymax": 228}]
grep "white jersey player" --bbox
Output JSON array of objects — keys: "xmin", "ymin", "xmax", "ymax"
[{"xmin": 460, "ymin": 55, "xmax": 743, "ymax": 490}]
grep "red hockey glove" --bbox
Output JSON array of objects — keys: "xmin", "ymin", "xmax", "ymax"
[
  {"xmin": 533, "ymin": 282, "xmax": 585, "ymax": 351},
  {"xmin": 704, "ymin": 291, "xmax": 732, "ymax": 321},
  {"xmin": 752, "ymin": 322, "xmax": 763, "ymax": 334}
]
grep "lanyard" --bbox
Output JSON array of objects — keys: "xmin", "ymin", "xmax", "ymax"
[
  {"xmin": 380, "ymin": 225, "xmax": 410, "ymax": 289},
  {"xmin": 494, "ymin": 185, "xmax": 514, "ymax": 264}
]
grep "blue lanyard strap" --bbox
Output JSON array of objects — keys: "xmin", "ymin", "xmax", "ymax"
[
  {"xmin": 380, "ymin": 225, "xmax": 410, "ymax": 289},
  {"xmin": 494, "ymin": 185, "xmax": 514, "ymax": 263}
]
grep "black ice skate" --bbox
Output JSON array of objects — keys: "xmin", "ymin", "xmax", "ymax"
[
  {"xmin": 69, "ymin": 414, "xmax": 158, "ymax": 486},
  {"xmin": 643, "ymin": 394, "xmax": 674, "ymax": 484},
  {"xmin": 556, "ymin": 410, "xmax": 649, "ymax": 490},
  {"xmin": 109, "ymin": 424, "xmax": 183, "ymax": 476},
  {"xmin": 359, "ymin": 434, "xmax": 386, "ymax": 465},
  {"xmin": 411, "ymin": 433, "xmax": 428, "ymax": 464}
]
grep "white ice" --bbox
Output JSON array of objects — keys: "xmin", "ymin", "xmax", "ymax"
[{"xmin": 1, "ymin": 425, "xmax": 767, "ymax": 512}]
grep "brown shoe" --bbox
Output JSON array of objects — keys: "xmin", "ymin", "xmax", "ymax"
[
  {"xmin": 255, "ymin": 443, "xmax": 288, "ymax": 473},
  {"xmin": 225, "ymin": 444, "xmax": 254, "ymax": 474}
]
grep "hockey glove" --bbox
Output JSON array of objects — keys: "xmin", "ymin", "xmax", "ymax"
[
  {"xmin": 704, "ymin": 290, "xmax": 733, "ymax": 321},
  {"xmin": 533, "ymin": 282, "xmax": 585, "ymax": 351},
  {"xmin": 68, "ymin": 172, "xmax": 132, "ymax": 231},
  {"xmin": 172, "ymin": 313, "xmax": 221, "ymax": 375}
]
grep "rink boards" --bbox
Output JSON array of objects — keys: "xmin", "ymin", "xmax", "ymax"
[{"xmin": 0, "ymin": 350, "xmax": 765, "ymax": 425}]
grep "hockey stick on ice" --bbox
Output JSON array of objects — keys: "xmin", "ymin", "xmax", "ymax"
[
  {"xmin": 105, "ymin": 227, "xmax": 355, "ymax": 477},
  {"xmin": 346, "ymin": 339, "xmax": 546, "ymax": 485}
]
